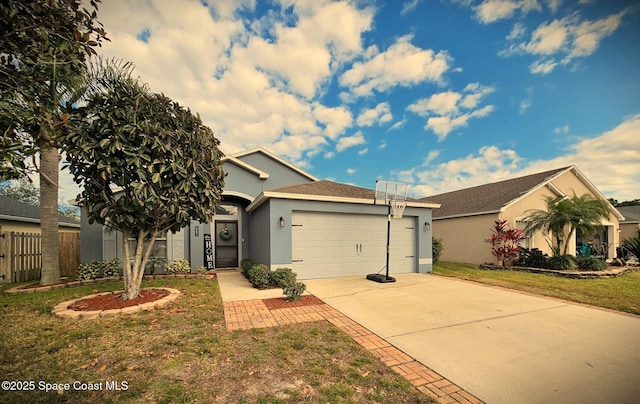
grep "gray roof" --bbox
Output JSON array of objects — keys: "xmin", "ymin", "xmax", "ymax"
[
  {"xmin": 617, "ymin": 206, "xmax": 640, "ymax": 223},
  {"xmin": 422, "ymin": 167, "xmax": 570, "ymax": 218},
  {"xmin": 0, "ymin": 195, "xmax": 80, "ymax": 226},
  {"xmin": 267, "ymin": 180, "xmax": 429, "ymax": 203}
]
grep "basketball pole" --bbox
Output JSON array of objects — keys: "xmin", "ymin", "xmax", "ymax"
[{"xmin": 384, "ymin": 201, "xmax": 391, "ymax": 280}]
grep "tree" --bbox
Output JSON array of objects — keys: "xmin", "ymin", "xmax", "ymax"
[
  {"xmin": 523, "ymin": 194, "xmax": 611, "ymax": 256},
  {"xmin": 62, "ymin": 77, "xmax": 225, "ymax": 300},
  {"xmin": 1, "ymin": 0, "xmax": 108, "ymax": 285},
  {"xmin": 0, "ymin": 178, "xmax": 40, "ymax": 205}
]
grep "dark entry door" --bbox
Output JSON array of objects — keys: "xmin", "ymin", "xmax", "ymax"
[{"xmin": 215, "ymin": 220, "xmax": 238, "ymax": 268}]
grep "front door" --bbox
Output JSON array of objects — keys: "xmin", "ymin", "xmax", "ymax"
[{"xmin": 215, "ymin": 220, "xmax": 238, "ymax": 268}]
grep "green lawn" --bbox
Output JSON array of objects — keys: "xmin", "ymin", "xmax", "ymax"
[
  {"xmin": 433, "ymin": 262, "xmax": 640, "ymax": 315},
  {"xmin": 0, "ymin": 278, "xmax": 434, "ymax": 404}
]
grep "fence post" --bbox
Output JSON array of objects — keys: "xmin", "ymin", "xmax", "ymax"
[{"xmin": 0, "ymin": 232, "xmax": 9, "ymax": 284}]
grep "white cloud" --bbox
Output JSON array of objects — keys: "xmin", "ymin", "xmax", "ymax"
[
  {"xmin": 398, "ymin": 115, "xmax": 640, "ymax": 201},
  {"xmin": 401, "ymin": 0, "xmax": 421, "ymax": 15},
  {"xmin": 501, "ymin": 10, "xmax": 627, "ymax": 74},
  {"xmin": 339, "ymin": 34, "xmax": 451, "ymax": 98},
  {"xmin": 356, "ymin": 102, "xmax": 393, "ymax": 127},
  {"xmin": 358, "ymin": 148, "xmax": 369, "ymax": 155},
  {"xmin": 529, "ymin": 59, "xmax": 558, "ymax": 74},
  {"xmin": 95, "ymin": 0, "xmax": 376, "ymax": 163},
  {"xmin": 519, "ymin": 99, "xmax": 532, "ymax": 114},
  {"xmin": 336, "ymin": 131, "xmax": 366, "ymax": 152},
  {"xmin": 553, "ymin": 124, "xmax": 569, "ymax": 135},
  {"xmin": 475, "ymin": 0, "xmax": 542, "ymax": 24},
  {"xmin": 388, "ymin": 119, "xmax": 408, "ymax": 131},
  {"xmin": 407, "ymin": 83, "xmax": 495, "ymax": 140},
  {"xmin": 377, "ymin": 141, "xmax": 387, "ymax": 150},
  {"xmin": 324, "ymin": 151, "xmax": 335, "ymax": 159},
  {"xmin": 346, "ymin": 168, "xmax": 357, "ymax": 175},
  {"xmin": 507, "ymin": 22, "xmax": 527, "ymax": 40}
]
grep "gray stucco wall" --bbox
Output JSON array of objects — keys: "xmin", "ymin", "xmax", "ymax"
[
  {"xmin": 248, "ymin": 200, "xmax": 272, "ymax": 265},
  {"xmin": 254, "ymin": 199, "xmax": 434, "ymax": 273},
  {"xmin": 235, "ymin": 152, "xmax": 313, "ymax": 190},
  {"xmin": 80, "ymin": 214, "xmax": 103, "ymax": 263}
]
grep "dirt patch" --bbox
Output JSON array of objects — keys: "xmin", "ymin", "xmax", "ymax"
[
  {"xmin": 20, "ymin": 278, "xmax": 79, "ymax": 289},
  {"xmin": 69, "ymin": 289, "xmax": 171, "ymax": 311},
  {"xmin": 262, "ymin": 295, "xmax": 324, "ymax": 310}
]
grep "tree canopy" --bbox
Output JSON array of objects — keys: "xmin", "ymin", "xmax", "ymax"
[
  {"xmin": 523, "ymin": 194, "xmax": 611, "ymax": 256},
  {"xmin": 63, "ymin": 76, "xmax": 225, "ymax": 299},
  {"xmin": 1, "ymin": 0, "xmax": 108, "ymax": 284}
]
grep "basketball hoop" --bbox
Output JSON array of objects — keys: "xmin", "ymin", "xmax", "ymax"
[{"xmin": 390, "ymin": 199, "xmax": 406, "ymax": 219}]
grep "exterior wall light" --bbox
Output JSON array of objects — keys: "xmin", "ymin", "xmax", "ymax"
[
  {"xmin": 279, "ymin": 216, "xmax": 285, "ymax": 228},
  {"xmin": 424, "ymin": 221, "xmax": 431, "ymax": 231}
]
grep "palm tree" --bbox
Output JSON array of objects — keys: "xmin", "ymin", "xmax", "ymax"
[{"xmin": 523, "ymin": 194, "xmax": 611, "ymax": 256}]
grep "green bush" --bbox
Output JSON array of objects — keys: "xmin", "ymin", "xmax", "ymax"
[
  {"xmin": 101, "ymin": 258, "xmax": 121, "ymax": 277},
  {"xmin": 240, "ymin": 258, "xmax": 255, "ymax": 277},
  {"xmin": 247, "ymin": 264, "xmax": 273, "ymax": 288},
  {"xmin": 513, "ymin": 248, "xmax": 549, "ymax": 268},
  {"xmin": 622, "ymin": 236, "xmax": 640, "ymax": 261},
  {"xmin": 145, "ymin": 256, "xmax": 168, "ymax": 274},
  {"xmin": 77, "ymin": 262, "xmax": 99, "ymax": 280},
  {"xmin": 283, "ymin": 281, "xmax": 306, "ymax": 301},
  {"xmin": 575, "ymin": 256, "xmax": 608, "ymax": 271},
  {"xmin": 271, "ymin": 267, "xmax": 296, "ymax": 288},
  {"xmin": 196, "ymin": 265, "xmax": 207, "ymax": 275},
  {"xmin": 166, "ymin": 259, "xmax": 191, "ymax": 274},
  {"xmin": 548, "ymin": 254, "xmax": 576, "ymax": 270},
  {"xmin": 432, "ymin": 237, "xmax": 444, "ymax": 263}
]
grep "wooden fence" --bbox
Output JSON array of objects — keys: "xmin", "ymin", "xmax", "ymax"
[{"xmin": 0, "ymin": 231, "xmax": 80, "ymax": 283}]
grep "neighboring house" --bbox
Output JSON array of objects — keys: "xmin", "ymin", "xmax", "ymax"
[
  {"xmin": 0, "ymin": 195, "xmax": 80, "ymax": 233},
  {"xmin": 81, "ymin": 147, "xmax": 440, "ymax": 279},
  {"xmin": 618, "ymin": 206, "xmax": 640, "ymax": 241},
  {"xmin": 421, "ymin": 166, "xmax": 623, "ymax": 265}
]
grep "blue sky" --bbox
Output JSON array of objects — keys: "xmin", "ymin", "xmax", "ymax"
[{"xmin": 58, "ymin": 0, "xmax": 640, "ymax": 202}]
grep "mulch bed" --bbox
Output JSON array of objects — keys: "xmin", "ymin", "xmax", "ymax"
[
  {"xmin": 69, "ymin": 289, "xmax": 171, "ymax": 311},
  {"xmin": 262, "ymin": 295, "xmax": 325, "ymax": 310}
]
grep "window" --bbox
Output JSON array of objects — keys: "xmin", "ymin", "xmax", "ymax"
[
  {"xmin": 127, "ymin": 232, "xmax": 167, "ymax": 260},
  {"xmin": 515, "ymin": 220, "xmax": 530, "ymax": 249},
  {"xmin": 215, "ymin": 203, "xmax": 238, "ymax": 215}
]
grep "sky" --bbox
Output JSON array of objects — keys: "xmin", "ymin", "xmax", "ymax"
[{"xmin": 57, "ymin": 0, "xmax": 640, "ymax": 203}]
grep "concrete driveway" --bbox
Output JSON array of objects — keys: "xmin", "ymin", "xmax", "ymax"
[{"xmin": 305, "ymin": 273, "xmax": 640, "ymax": 404}]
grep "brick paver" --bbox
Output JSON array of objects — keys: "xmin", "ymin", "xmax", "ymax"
[{"xmin": 222, "ymin": 298, "xmax": 483, "ymax": 403}]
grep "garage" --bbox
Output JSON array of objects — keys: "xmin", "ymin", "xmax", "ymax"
[{"xmin": 291, "ymin": 211, "xmax": 416, "ymax": 279}]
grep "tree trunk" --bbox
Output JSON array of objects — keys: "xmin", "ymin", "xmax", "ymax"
[{"xmin": 39, "ymin": 145, "xmax": 61, "ymax": 285}]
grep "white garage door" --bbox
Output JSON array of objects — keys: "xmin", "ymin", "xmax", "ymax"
[{"xmin": 291, "ymin": 211, "xmax": 416, "ymax": 279}]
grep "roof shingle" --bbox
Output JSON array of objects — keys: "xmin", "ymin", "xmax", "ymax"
[
  {"xmin": 421, "ymin": 167, "xmax": 570, "ymax": 218},
  {"xmin": 0, "ymin": 195, "xmax": 80, "ymax": 225}
]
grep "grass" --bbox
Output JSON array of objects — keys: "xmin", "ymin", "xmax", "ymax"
[
  {"xmin": 0, "ymin": 278, "xmax": 434, "ymax": 404},
  {"xmin": 433, "ymin": 262, "xmax": 640, "ymax": 315}
]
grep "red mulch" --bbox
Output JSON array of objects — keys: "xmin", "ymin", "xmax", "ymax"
[
  {"xmin": 262, "ymin": 295, "xmax": 325, "ymax": 310},
  {"xmin": 69, "ymin": 289, "xmax": 170, "ymax": 311}
]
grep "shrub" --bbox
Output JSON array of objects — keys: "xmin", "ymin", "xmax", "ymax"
[
  {"xmin": 77, "ymin": 262, "xmax": 99, "ymax": 280},
  {"xmin": 484, "ymin": 220, "xmax": 526, "ymax": 268},
  {"xmin": 513, "ymin": 248, "xmax": 549, "ymax": 268},
  {"xmin": 240, "ymin": 258, "xmax": 255, "ymax": 277},
  {"xmin": 146, "ymin": 256, "xmax": 168, "ymax": 274},
  {"xmin": 283, "ymin": 281, "xmax": 306, "ymax": 301},
  {"xmin": 548, "ymin": 254, "xmax": 576, "ymax": 270},
  {"xmin": 166, "ymin": 259, "xmax": 191, "ymax": 274},
  {"xmin": 622, "ymin": 236, "xmax": 640, "ymax": 261},
  {"xmin": 575, "ymin": 256, "xmax": 608, "ymax": 271},
  {"xmin": 101, "ymin": 258, "xmax": 121, "ymax": 277},
  {"xmin": 247, "ymin": 264, "xmax": 273, "ymax": 288},
  {"xmin": 271, "ymin": 267, "xmax": 296, "ymax": 288},
  {"xmin": 432, "ymin": 237, "xmax": 443, "ymax": 263}
]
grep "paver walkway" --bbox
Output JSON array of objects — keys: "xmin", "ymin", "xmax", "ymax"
[{"xmin": 219, "ymin": 271, "xmax": 482, "ymax": 404}]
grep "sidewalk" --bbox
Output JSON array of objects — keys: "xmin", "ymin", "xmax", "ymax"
[{"xmin": 217, "ymin": 270, "xmax": 483, "ymax": 404}]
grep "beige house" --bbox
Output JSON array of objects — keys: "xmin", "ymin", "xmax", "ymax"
[
  {"xmin": 421, "ymin": 166, "xmax": 624, "ymax": 265},
  {"xmin": 618, "ymin": 206, "xmax": 640, "ymax": 241}
]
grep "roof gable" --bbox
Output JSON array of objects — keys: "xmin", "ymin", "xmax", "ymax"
[
  {"xmin": 423, "ymin": 167, "xmax": 571, "ymax": 218},
  {"xmin": 230, "ymin": 147, "xmax": 318, "ymax": 181}
]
